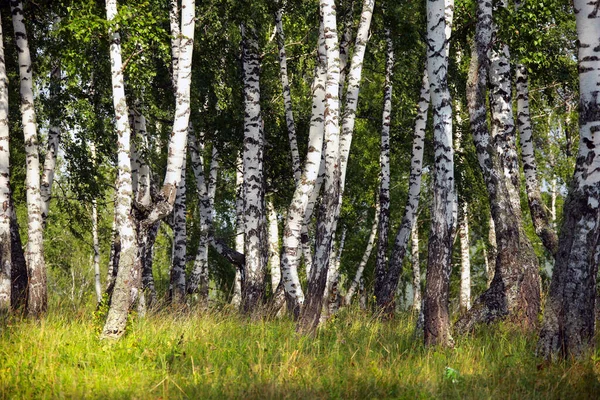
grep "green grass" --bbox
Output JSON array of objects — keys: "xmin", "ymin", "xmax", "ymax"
[{"xmin": 1, "ymin": 305, "xmax": 599, "ymax": 399}]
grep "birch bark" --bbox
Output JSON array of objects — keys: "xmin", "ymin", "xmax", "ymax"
[
  {"xmin": 187, "ymin": 132, "xmax": 219, "ymax": 305},
  {"xmin": 538, "ymin": 0, "xmax": 600, "ymax": 359},
  {"xmin": 231, "ymin": 155, "xmax": 244, "ymax": 307},
  {"xmin": 241, "ymin": 25, "xmax": 267, "ymax": 314},
  {"xmin": 459, "ymin": 204, "xmax": 471, "ymax": 312},
  {"xmin": 297, "ymin": 0, "xmax": 341, "ymax": 333},
  {"xmin": 456, "ymin": 0, "xmax": 540, "ymax": 333},
  {"xmin": 280, "ymin": 22, "xmax": 326, "ymax": 316},
  {"xmin": 374, "ymin": 27, "xmax": 393, "ymax": 305},
  {"xmin": 101, "ymin": 0, "xmax": 138, "ymax": 338},
  {"xmin": 169, "ymin": 156, "xmax": 187, "ymax": 304},
  {"xmin": 411, "ymin": 220, "xmax": 421, "ymax": 314},
  {"xmin": 40, "ymin": 64, "xmax": 61, "ymax": 224},
  {"xmin": 424, "ymin": 0, "xmax": 456, "ymax": 347},
  {"xmin": 516, "ymin": 65, "xmax": 558, "ymax": 256},
  {"xmin": 11, "ymin": 0, "xmax": 46, "ymax": 316},
  {"xmin": 91, "ymin": 144, "xmax": 102, "ymax": 305}
]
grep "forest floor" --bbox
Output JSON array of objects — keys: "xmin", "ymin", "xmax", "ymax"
[{"xmin": 1, "ymin": 302, "xmax": 599, "ymax": 399}]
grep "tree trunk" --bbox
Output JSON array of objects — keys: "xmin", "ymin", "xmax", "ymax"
[
  {"xmin": 375, "ymin": 66, "xmax": 429, "ymax": 312},
  {"xmin": 297, "ymin": 0, "xmax": 341, "ymax": 333},
  {"xmin": 267, "ymin": 200, "xmax": 283, "ymax": 306},
  {"xmin": 40, "ymin": 64, "xmax": 61, "ymax": 224},
  {"xmin": 459, "ymin": 204, "xmax": 471, "ymax": 312},
  {"xmin": 345, "ymin": 202, "xmax": 379, "ymax": 305},
  {"xmin": 515, "ymin": 65, "xmax": 558, "ymax": 256},
  {"xmin": 11, "ymin": 0, "xmax": 46, "ymax": 316},
  {"xmin": 10, "ymin": 199, "xmax": 27, "ymax": 311},
  {"xmin": 169, "ymin": 156, "xmax": 187, "ymax": 305},
  {"xmin": 424, "ymin": 0, "xmax": 455, "ymax": 347},
  {"xmin": 231, "ymin": 154, "xmax": 244, "ymax": 307},
  {"xmin": 240, "ymin": 25, "xmax": 266, "ymax": 315},
  {"xmin": 322, "ymin": 228, "xmax": 345, "ymax": 321},
  {"xmin": 101, "ymin": 0, "xmax": 139, "ymax": 339},
  {"xmin": 411, "ymin": 220, "xmax": 421, "ymax": 314},
  {"xmin": 142, "ymin": 0, "xmax": 194, "ymax": 226},
  {"xmin": 91, "ymin": 144, "xmax": 102, "ymax": 305},
  {"xmin": 537, "ymin": 0, "xmax": 600, "ymax": 359},
  {"xmin": 275, "ymin": 9, "xmax": 301, "ymax": 183},
  {"xmin": 374, "ymin": 27, "xmax": 393, "ymax": 305},
  {"xmin": 280, "ymin": 22, "xmax": 326, "ymax": 317},
  {"xmin": 0, "ymin": 12, "xmax": 10, "ymax": 312},
  {"xmin": 455, "ymin": 0, "xmax": 540, "ymax": 333}
]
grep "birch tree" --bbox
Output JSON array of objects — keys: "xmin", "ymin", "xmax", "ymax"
[
  {"xmin": 456, "ymin": 0, "xmax": 540, "ymax": 332},
  {"xmin": 280, "ymin": 22, "xmax": 326, "ymax": 316},
  {"xmin": 169, "ymin": 156, "xmax": 187, "ymax": 304},
  {"xmin": 11, "ymin": 0, "xmax": 46, "ymax": 316},
  {"xmin": 0, "ymin": 13, "xmax": 9, "ymax": 311},
  {"xmin": 297, "ymin": 0, "xmax": 341, "ymax": 333},
  {"xmin": 515, "ymin": 64, "xmax": 558, "ymax": 256},
  {"xmin": 101, "ymin": 0, "xmax": 138, "ymax": 338},
  {"xmin": 374, "ymin": 27, "xmax": 393, "ymax": 303},
  {"xmin": 423, "ymin": 0, "xmax": 455, "ymax": 347},
  {"xmin": 411, "ymin": 220, "xmax": 421, "ymax": 314},
  {"xmin": 240, "ymin": 24, "xmax": 267, "ymax": 314},
  {"xmin": 102, "ymin": 0, "xmax": 195, "ymax": 337},
  {"xmin": 538, "ymin": 0, "xmax": 600, "ymax": 359}
]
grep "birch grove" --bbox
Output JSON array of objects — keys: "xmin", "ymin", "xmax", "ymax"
[{"xmin": 0, "ymin": 0, "xmax": 585, "ymax": 366}]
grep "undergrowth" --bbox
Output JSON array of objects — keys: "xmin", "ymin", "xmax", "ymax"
[{"xmin": 0, "ymin": 305, "xmax": 599, "ymax": 399}]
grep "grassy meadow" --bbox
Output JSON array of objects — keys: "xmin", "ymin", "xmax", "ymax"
[{"xmin": 1, "ymin": 303, "xmax": 599, "ymax": 399}]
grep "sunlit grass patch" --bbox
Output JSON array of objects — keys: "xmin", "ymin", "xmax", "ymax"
[{"xmin": 0, "ymin": 307, "xmax": 599, "ymax": 399}]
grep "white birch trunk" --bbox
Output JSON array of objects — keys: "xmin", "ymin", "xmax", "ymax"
[
  {"xmin": 298, "ymin": 0, "xmax": 341, "ymax": 332},
  {"xmin": 275, "ymin": 9, "xmax": 301, "ymax": 183},
  {"xmin": 538, "ymin": 0, "xmax": 600, "ymax": 359},
  {"xmin": 241, "ymin": 25, "xmax": 266, "ymax": 314},
  {"xmin": 144, "ymin": 0, "xmax": 194, "ymax": 225},
  {"xmin": 170, "ymin": 155, "xmax": 187, "ymax": 304},
  {"xmin": 101, "ymin": 0, "xmax": 138, "ymax": 338},
  {"xmin": 516, "ymin": 64, "xmax": 558, "ymax": 256},
  {"xmin": 232, "ymin": 154, "xmax": 243, "ymax": 307},
  {"xmin": 267, "ymin": 201, "xmax": 281, "ymax": 290},
  {"xmin": 345, "ymin": 201, "xmax": 379, "ymax": 305},
  {"xmin": 322, "ymin": 229, "xmax": 345, "ymax": 321},
  {"xmin": 41, "ymin": 65, "xmax": 61, "ymax": 223},
  {"xmin": 424, "ymin": 0, "xmax": 455, "ymax": 347},
  {"xmin": 0, "ymin": 13, "xmax": 9, "ymax": 311},
  {"xmin": 11, "ymin": 0, "xmax": 46, "ymax": 316},
  {"xmin": 459, "ymin": 204, "xmax": 471, "ymax": 312},
  {"xmin": 188, "ymin": 132, "xmax": 218, "ymax": 305},
  {"xmin": 280, "ymin": 22, "xmax": 327, "ymax": 315},
  {"xmin": 411, "ymin": 220, "xmax": 421, "ymax": 314},
  {"xmin": 91, "ymin": 143, "xmax": 102, "ymax": 305},
  {"xmin": 374, "ymin": 28, "xmax": 393, "ymax": 303}
]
